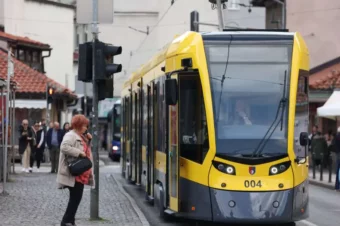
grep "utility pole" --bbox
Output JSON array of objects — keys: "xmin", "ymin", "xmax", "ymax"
[
  {"xmin": 90, "ymin": 0, "xmax": 100, "ymax": 219},
  {"xmin": 216, "ymin": 0, "xmax": 224, "ymax": 31},
  {"xmin": 76, "ymin": 0, "xmax": 118, "ymax": 219},
  {"xmin": 3, "ymin": 47, "xmax": 13, "ymax": 194},
  {"xmin": 273, "ymin": 0, "xmax": 286, "ymax": 29},
  {"xmin": 84, "ymin": 83, "xmax": 87, "ymax": 116},
  {"xmin": 46, "ymin": 83, "xmax": 50, "ymax": 126}
]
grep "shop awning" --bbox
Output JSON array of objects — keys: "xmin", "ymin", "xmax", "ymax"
[
  {"xmin": 15, "ymin": 99, "xmax": 46, "ymax": 109},
  {"xmin": 317, "ymin": 90, "xmax": 340, "ymax": 120}
]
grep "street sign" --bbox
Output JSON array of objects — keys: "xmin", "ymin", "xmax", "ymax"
[{"xmin": 76, "ymin": 0, "xmax": 114, "ymax": 24}]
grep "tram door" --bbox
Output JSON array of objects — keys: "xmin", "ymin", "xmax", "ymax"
[
  {"xmin": 146, "ymin": 84, "xmax": 154, "ymax": 197},
  {"xmin": 168, "ymin": 74, "xmax": 179, "ymax": 212},
  {"xmin": 131, "ymin": 92, "xmax": 137, "ymax": 182}
]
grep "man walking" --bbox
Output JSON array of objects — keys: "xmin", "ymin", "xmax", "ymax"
[
  {"xmin": 29, "ymin": 121, "xmax": 39, "ymax": 172},
  {"xmin": 46, "ymin": 122, "xmax": 63, "ymax": 173}
]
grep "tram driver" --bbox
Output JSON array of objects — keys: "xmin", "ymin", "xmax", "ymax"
[{"xmin": 234, "ymin": 99, "xmax": 252, "ymax": 125}]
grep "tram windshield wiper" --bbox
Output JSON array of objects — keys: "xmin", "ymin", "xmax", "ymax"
[{"xmin": 251, "ymin": 71, "xmax": 288, "ymax": 158}]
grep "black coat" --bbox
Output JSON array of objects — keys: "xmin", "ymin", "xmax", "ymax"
[
  {"xmin": 36, "ymin": 129, "xmax": 45, "ymax": 150},
  {"xmin": 18, "ymin": 125, "xmax": 34, "ymax": 155}
]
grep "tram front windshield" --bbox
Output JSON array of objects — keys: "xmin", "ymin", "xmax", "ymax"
[{"xmin": 204, "ymin": 41, "xmax": 292, "ymax": 157}]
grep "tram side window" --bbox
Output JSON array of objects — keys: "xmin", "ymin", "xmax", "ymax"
[
  {"xmin": 154, "ymin": 83, "xmax": 159, "ymax": 152},
  {"xmin": 294, "ymin": 69, "xmax": 309, "ymax": 158},
  {"xmin": 179, "ymin": 74, "xmax": 209, "ymax": 164},
  {"xmin": 125, "ymin": 97, "xmax": 130, "ymax": 141}
]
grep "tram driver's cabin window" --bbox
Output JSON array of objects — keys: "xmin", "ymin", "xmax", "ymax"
[{"xmin": 179, "ymin": 74, "xmax": 209, "ymax": 164}]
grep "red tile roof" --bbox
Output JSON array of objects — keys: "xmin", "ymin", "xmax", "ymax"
[
  {"xmin": 0, "ymin": 50, "xmax": 76, "ymax": 99},
  {"xmin": 309, "ymin": 63, "xmax": 340, "ymax": 90},
  {"xmin": 0, "ymin": 31, "xmax": 50, "ymax": 48}
]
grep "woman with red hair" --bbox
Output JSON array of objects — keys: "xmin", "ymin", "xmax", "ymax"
[{"xmin": 57, "ymin": 114, "xmax": 94, "ymax": 226}]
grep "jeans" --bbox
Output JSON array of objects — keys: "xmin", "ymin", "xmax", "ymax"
[{"xmin": 62, "ymin": 182, "xmax": 84, "ymax": 224}]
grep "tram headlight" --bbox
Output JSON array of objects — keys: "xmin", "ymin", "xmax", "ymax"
[
  {"xmin": 270, "ymin": 167, "xmax": 278, "ymax": 174},
  {"xmin": 213, "ymin": 161, "xmax": 236, "ymax": 175},
  {"xmin": 112, "ymin": 146, "xmax": 119, "ymax": 151},
  {"xmin": 269, "ymin": 161, "xmax": 291, "ymax": 175}
]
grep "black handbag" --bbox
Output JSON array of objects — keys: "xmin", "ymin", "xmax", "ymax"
[
  {"xmin": 68, "ymin": 156, "xmax": 92, "ymax": 176},
  {"xmin": 67, "ymin": 138, "xmax": 92, "ymax": 176}
]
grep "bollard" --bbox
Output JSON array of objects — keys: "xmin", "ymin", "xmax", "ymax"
[
  {"xmin": 328, "ymin": 155, "xmax": 332, "ymax": 183},
  {"xmin": 320, "ymin": 153, "xmax": 324, "ymax": 181},
  {"xmin": 312, "ymin": 155, "xmax": 316, "ymax": 179}
]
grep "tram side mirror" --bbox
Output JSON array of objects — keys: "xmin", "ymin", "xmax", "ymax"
[
  {"xmin": 299, "ymin": 132, "xmax": 309, "ymax": 146},
  {"xmin": 165, "ymin": 79, "xmax": 178, "ymax": 105}
]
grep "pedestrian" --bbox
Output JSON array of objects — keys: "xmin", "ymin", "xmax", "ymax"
[
  {"xmin": 311, "ymin": 131, "xmax": 328, "ymax": 169},
  {"xmin": 18, "ymin": 119, "xmax": 34, "ymax": 173},
  {"xmin": 29, "ymin": 121, "xmax": 39, "ymax": 172},
  {"xmin": 46, "ymin": 122, "xmax": 63, "ymax": 173},
  {"xmin": 334, "ymin": 127, "xmax": 340, "ymax": 191},
  {"xmin": 45, "ymin": 122, "xmax": 54, "ymax": 163},
  {"xmin": 41, "ymin": 118, "xmax": 47, "ymax": 133},
  {"xmin": 34, "ymin": 122, "xmax": 45, "ymax": 172},
  {"xmin": 309, "ymin": 125, "xmax": 319, "ymax": 151},
  {"xmin": 62, "ymin": 122, "xmax": 70, "ymax": 138},
  {"xmin": 57, "ymin": 114, "xmax": 94, "ymax": 226}
]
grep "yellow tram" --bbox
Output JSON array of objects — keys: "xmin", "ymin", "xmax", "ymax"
[{"xmin": 120, "ymin": 30, "xmax": 310, "ymax": 225}]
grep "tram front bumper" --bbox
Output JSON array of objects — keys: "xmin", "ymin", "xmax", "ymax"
[{"xmin": 210, "ymin": 188, "xmax": 297, "ymax": 223}]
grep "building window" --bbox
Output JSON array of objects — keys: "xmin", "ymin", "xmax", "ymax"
[
  {"xmin": 26, "ymin": 51, "xmax": 32, "ymax": 62},
  {"xmin": 228, "ymin": 0, "xmax": 240, "ymax": 10},
  {"xmin": 32, "ymin": 51, "xmax": 39, "ymax": 63},
  {"xmin": 18, "ymin": 49, "xmax": 25, "ymax": 61}
]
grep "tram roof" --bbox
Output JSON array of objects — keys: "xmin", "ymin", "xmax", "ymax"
[{"xmin": 123, "ymin": 30, "xmax": 297, "ymax": 88}]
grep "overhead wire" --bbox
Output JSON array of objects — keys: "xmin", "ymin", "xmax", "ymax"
[{"xmin": 133, "ymin": 0, "xmax": 182, "ymax": 53}]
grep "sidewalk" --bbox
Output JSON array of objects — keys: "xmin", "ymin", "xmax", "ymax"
[
  {"xmin": 308, "ymin": 169, "xmax": 337, "ymax": 190},
  {"xmin": 0, "ymin": 161, "xmax": 149, "ymax": 226}
]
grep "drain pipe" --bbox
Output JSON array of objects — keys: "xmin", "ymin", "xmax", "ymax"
[{"xmin": 42, "ymin": 49, "xmax": 52, "ymax": 74}]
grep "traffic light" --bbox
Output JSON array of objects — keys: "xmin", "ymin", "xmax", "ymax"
[
  {"xmin": 78, "ymin": 42, "xmax": 93, "ymax": 82},
  {"xmin": 94, "ymin": 41, "xmax": 122, "ymax": 80},
  {"xmin": 190, "ymin": 11, "xmax": 199, "ymax": 32},
  {"xmin": 47, "ymin": 85, "xmax": 55, "ymax": 104},
  {"xmin": 98, "ymin": 78, "xmax": 113, "ymax": 101}
]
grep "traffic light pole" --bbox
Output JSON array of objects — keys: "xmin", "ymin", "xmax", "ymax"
[{"xmin": 90, "ymin": 0, "xmax": 100, "ymax": 220}]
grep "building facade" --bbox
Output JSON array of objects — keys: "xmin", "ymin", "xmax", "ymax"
[
  {"xmin": 2, "ymin": 0, "xmax": 75, "ymax": 89},
  {"xmin": 1, "ymin": 0, "xmax": 76, "ymax": 123},
  {"xmin": 0, "ymin": 31, "xmax": 76, "ymax": 162}
]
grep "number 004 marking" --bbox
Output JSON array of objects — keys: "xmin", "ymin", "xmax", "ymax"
[{"xmin": 244, "ymin": 180, "xmax": 262, "ymax": 188}]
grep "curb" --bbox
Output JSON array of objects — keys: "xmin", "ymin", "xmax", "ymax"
[
  {"xmin": 99, "ymin": 155, "xmax": 111, "ymax": 165},
  {"xmin": 309, "ymin": 178, "xmax": 334, "ymax": 190},
  {"xmin": 110, "ymin": 174, "xmax": 150, "ymax": 226}
]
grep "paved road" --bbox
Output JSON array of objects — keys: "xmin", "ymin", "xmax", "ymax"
[
  {"xmin": 0, "ymin": 163, "xmax": 148, "ymax": 226},
  {"xmin": 305, "ymin": 185, "xmax": 340, "ymax": 226},
  {"xmin": 104, "ymin": 159, "xmax": 340, "ymax": 226}
]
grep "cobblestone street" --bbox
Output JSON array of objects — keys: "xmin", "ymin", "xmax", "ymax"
[{"xmin": 0, "ymin": 163, "xmax": 149, "ymax": 226}]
